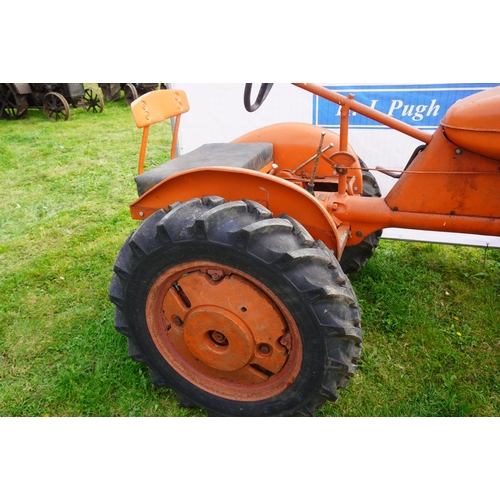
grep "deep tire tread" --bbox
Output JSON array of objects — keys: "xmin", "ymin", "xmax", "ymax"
[{"xmin": 109, "ymin": 197, "xmax": 363, "ymax": 416}]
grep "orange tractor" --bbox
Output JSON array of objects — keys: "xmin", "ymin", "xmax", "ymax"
[{"xmin": 109, "ymin": 83, "xmax": 500, "ymax": 416}]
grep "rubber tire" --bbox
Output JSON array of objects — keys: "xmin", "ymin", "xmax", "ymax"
[
  {"xmin": 109, "ymin": 197, "xmax": 363, "ymax": 416},
  {"xmin": 340, "ymin": 167, "xmax": 383, "ymax": 275}
]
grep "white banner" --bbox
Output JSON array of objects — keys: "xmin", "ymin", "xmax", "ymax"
[{"xmin": 171, "ymin": 83, "xmax": 500, "ymax": 248}]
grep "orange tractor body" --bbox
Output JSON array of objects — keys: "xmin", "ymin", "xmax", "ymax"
[{"xmin": 109, "ymin": 83, "xmax": 500, "ymax": 416}]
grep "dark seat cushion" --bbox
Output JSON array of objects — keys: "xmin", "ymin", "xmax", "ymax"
[{"xmin": 135, "ymin": 142, "xmax": 273, "ymax": 196}]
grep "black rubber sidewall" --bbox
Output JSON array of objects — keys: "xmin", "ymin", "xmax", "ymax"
[{"xmin": 124, "ymin": 241, "xmax": 328, "ymax": 417}]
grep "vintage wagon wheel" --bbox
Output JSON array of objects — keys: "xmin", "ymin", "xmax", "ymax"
[
  {"xmin": 124, "ymin": 83, "xmax": 139, "ymax": 106},
  {"xmin": 0, "ymin": 83, "xmax": 28, "ymax": 120},
  {"xmin": 43, "ymin": 92, "xmax": 70, "ymax": 121},
  {"xmin": 83, "ymin": 88, "xmax": 104, "ymax": 113}
]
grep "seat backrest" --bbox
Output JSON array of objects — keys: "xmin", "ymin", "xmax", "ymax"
[
  {"xmin": 130, "ymin": 89, "xmax": 190, "ymax": 174},
  {"xmin": 131, "ymin": 89, "xmax": 190, "ymax": 128}
]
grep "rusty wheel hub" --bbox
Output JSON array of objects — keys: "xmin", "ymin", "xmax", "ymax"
[
  {"xmin": 184, "ymin": 306, "xmax": 255, "ymax": 371},
  {"xmin": 146, "ymin": 261, "xmax": 303, "ymax": 401}
]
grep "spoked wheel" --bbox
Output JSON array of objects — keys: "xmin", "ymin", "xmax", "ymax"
[
  {"xmin": 43, "ymin": 92, "xmax": 70, "ymax": 121},
  {"xmin": 109, "ymin": 197, "xmax": 363, "ymax": 416},
  {"xmin": 124, "ymin": 83, "xmax": 139, "ymax": 106},
  {"xmin": 0, "ymin": 83, "xmax": 28, "ymax": 120},
  {"xmin": 83, "ymin": 87, "xmax": 104, "ymax": 113},
  {"xmin": 340, "ymin": 164, "xmax": 383, "ymax": 274}
]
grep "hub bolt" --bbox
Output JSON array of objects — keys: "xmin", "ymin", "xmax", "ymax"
[
  {"xmin": 258, "ymin": 343, "xmax": 271, "ymax": 355},
  {"xmin": 172, "ymin": 315, "xmax": 183, "ymax": 326}
]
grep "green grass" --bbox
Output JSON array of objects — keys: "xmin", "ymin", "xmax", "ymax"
[
  {"xmin": 319, "ymin": 242, "xmax": 500, "ymax": 416},
  {"xmin": 1, "ymin": 90, "xmax": 498, "ymax": 417}
]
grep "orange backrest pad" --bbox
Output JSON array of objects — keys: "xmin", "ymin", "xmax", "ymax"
[{"xmin": 131, "ymin": 89, "xmax": 190, "ymax": 128}]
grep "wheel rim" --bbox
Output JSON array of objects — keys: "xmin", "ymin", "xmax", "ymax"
[
  {"xmin": 146, "ymin": 261, "xmax": 303, "ymax": 401},
  {"xmin": 43, "ymin": 92, "xmax": 70, "ymax": 121},
  {"xmin": 124, "ymin": 84, "xmax": 138, "ymax": 106}
]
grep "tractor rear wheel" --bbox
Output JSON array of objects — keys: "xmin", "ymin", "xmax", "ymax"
[
  {"xmin": 109, "ymin": 197, "xmax": 363, "ymax": 416},
  {"xmin": 340, "ymin": 167, "xmax": 382, "ymax": 274},
  {"xmin": 0, "ymin": 83, "xmax": 28, "ymax": 120}
]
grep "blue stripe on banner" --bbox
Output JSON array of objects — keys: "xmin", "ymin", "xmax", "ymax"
[{"xmin": 312, "ymin": 83, "xmax": 500, "ymax": 129}]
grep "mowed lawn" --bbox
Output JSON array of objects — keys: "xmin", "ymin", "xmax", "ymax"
[{"xmin": 1, "ymin": 89, "xmax": 499, "ymax": 417}]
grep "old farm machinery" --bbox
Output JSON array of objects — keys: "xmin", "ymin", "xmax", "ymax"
[
  {"xmin": 109, "ymin": 83, "xmax": 500, "ymax": 416},
  {"xmin": 0, "ymin": 83, "xmax": 104, "ymax": 121},
  {"xmin": 98, "ymin": 83, "xmax": 167, "ymax": 104}
]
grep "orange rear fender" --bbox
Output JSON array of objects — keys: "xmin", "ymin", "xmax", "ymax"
[{"xmin": 130, "ymin": 167, "xmax": 343, "ymax": 254}]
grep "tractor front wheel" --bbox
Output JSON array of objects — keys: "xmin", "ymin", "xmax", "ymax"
[
  {"xmin": 43, "ymin": 92, "xmax": 70, "ymax": 121},
  {"xmin": 109, "ymin": 197, "xmax": 363, "ymax": 416},
  {"xmin": 83, "ymin": 87, "xmax": 104, "ymax": 113},
  {"xmin": 124, "ymin": 83, "xmax": 139, "ymax": 106}
]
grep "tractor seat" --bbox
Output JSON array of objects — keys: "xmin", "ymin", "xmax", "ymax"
[
  {"xmin": 135, "ymin": 142, "xmax": 274, "ymax": 197},
  {"xmin": 441, "ymin": 86, "xmax": 500, "ymax": 160}
]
